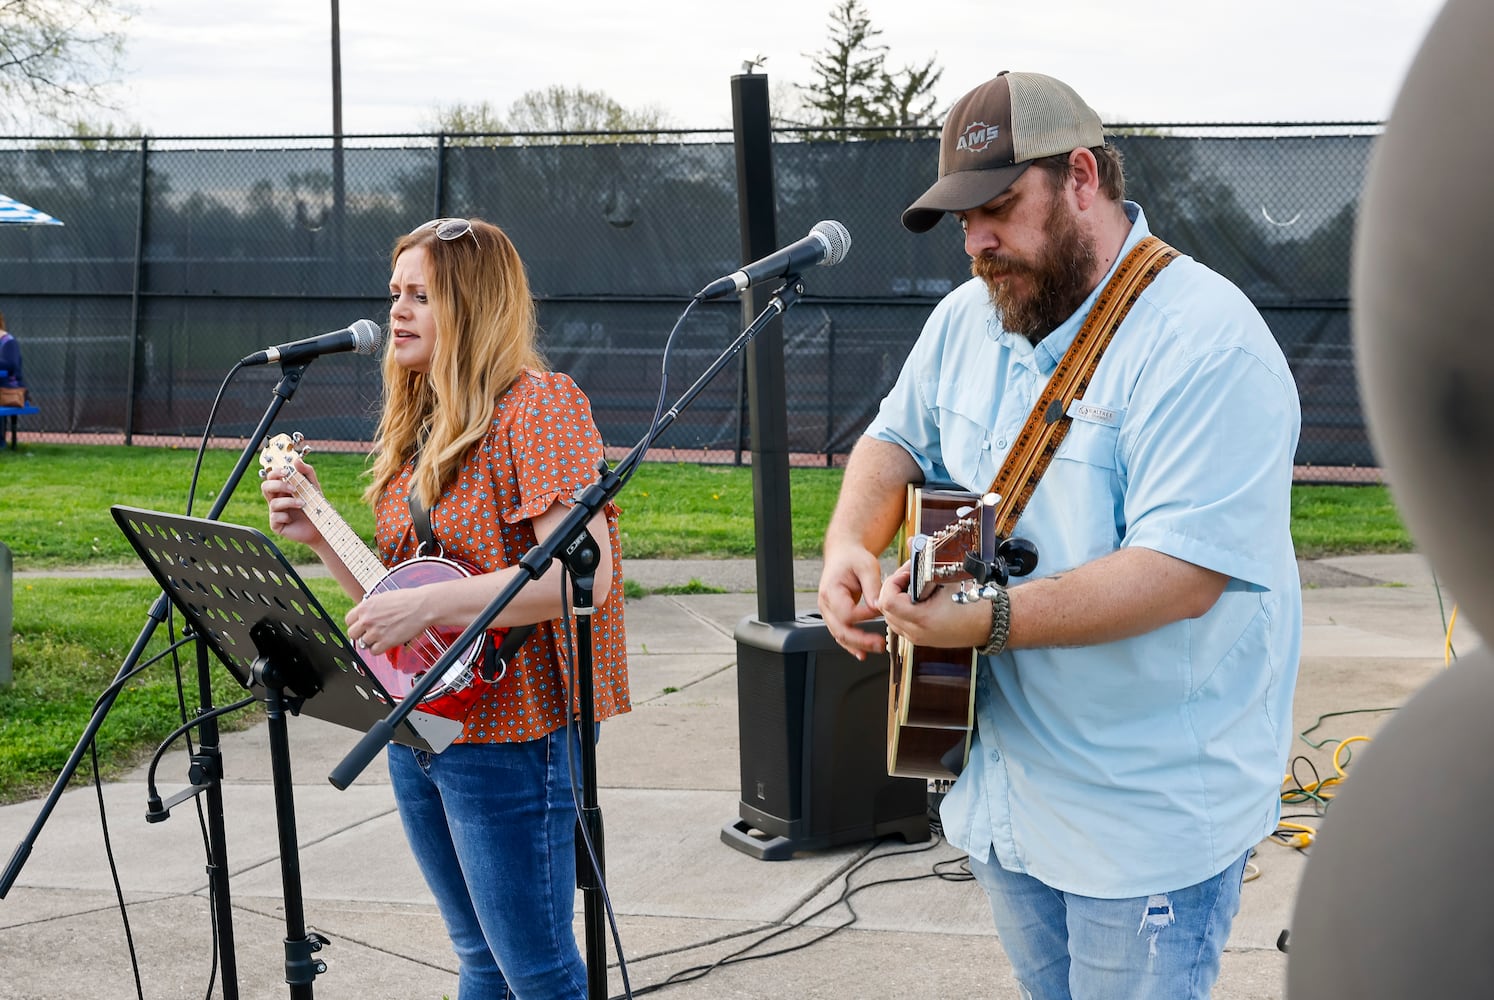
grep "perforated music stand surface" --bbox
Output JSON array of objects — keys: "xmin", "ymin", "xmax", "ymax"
[{"xmin": 111, "ymin": 505, "xmax": 462, "ymax": 753}]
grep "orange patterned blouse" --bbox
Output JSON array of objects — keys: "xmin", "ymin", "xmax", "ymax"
[{"xmin": 373, "ymin": 369, "xmax": 630, "ymax": 743}]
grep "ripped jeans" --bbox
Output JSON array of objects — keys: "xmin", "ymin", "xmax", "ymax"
[{"xmin": 967, "ymin": 849, "xmax": 1248, "ymax": 1000}]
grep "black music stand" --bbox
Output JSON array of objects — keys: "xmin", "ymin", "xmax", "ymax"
[{"xmin": 111, "ymin": 505, "xmax": 462, "ymax": 999}]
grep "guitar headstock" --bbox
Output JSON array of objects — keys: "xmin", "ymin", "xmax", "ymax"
[
  {"xmin": 258, "ymin": 431, "xmax": 308, "ymax": 480},
  {"xmin": 913, "ymin": 493, "xmax": 998, "ymax": 597},
  {"xmin": 926, "ymin": 512, "xmax": 981, "ymax": 566}
]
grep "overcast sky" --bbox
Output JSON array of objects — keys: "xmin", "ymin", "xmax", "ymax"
[{"xmin": 106, "ymin": 0, "xmax": 1446, "ymax": 136}]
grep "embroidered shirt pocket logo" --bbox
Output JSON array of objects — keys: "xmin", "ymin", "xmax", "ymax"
[
  {"xmin": 1056, "ymin": 400, "xmax": 1124, "ymax": 470},
  {"xmin": 1067, "ymin": 400, "xmax": 1124, "ymax": 427}
]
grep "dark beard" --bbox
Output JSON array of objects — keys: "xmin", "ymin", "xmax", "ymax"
[{"xmin": 970, "ymin": 195, "xmax": 1097, "ymax": 343}]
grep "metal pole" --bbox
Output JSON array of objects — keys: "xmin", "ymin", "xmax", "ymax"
[
  {"xmin": 825, "ymin": 318, "xmax": 837, "ymax": 466},
  {"xmin": 122, "ymin": 137, "xmax": 149, "ymax": 446},
  {"xmin": 193, "ymin": 638, "xmax": 240, "ymax": 998},
  {"xmin": 0, "ymin": 542, "xmax": 13, "ymax": 688},
  {"xmin": 433, "ymin": 132, "xmax": 447, "ymax": 220},
  {"xmin": 330, "ymin": 0, "xmax": 346, "ymax": 270}
]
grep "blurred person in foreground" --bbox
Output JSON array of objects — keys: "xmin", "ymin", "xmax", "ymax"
[
  {"xmin": 817, "ymin": 71, "xmax": 1301, "ymax": 999},
  {"xmin": 262, "ymin": 217, "xmax": 629, "ymax": 999}
]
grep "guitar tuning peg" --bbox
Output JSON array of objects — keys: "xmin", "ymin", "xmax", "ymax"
[
  {"xmin": 997, "ymin": 536, "xmax": 1040, "ymax": 578},
  {"xmin": 257, "ymin": 468, "xmax": 267, "ymax": 479},
  {"xmin": 291, "ymin": 431, "xmax": 305, "ymax": 444}
]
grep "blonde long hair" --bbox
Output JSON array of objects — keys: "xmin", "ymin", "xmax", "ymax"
[{"xmin": 363, "ymin": 218, "xmax": 547, "ymax": 508}]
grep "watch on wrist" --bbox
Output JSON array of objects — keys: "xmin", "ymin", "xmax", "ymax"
[{"xmin": 977, "ymin": 586, "xmax": 1011, "ymax": 656}]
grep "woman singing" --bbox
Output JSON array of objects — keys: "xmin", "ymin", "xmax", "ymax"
[{"xmin": 262, "ymin": 217, "xmax": 629, "ymax": 998}]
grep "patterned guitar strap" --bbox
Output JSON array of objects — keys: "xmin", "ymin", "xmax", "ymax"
[{"xmin": 985, "ymin": 236, "xmax": 1178, "ymax": 537}]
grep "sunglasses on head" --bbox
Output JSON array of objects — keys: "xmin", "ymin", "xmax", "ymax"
[{"xmin": 411, "ymin": 217, "xmax": 479, "ymax": 246}]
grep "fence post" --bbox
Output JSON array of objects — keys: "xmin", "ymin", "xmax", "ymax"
[
  {"xmin": 825, "ymin": 318, "xmax": 837, "ymax": 465},
  {"xmin": 123, "ymin": 137, "xmax": 150, "ymax": 445},
  {"xmin": 433, "ymin": 133, "xmax": 447, "ymax": 220},
  {"xmin": 0, "ymin": 541, "xmax": 13, "ymax": 687}
]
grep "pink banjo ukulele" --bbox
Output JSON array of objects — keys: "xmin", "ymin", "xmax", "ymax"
[{"xmin": 259, "ymin": 432, "xmax": 529, "ymax": 722}]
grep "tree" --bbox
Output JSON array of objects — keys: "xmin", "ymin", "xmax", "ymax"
[
  {"xmin": 33, "ymin": 116, "xmax": 144, "ymax": 150},
  {"xmin": 796, "ymin": 0, "xmax": 886, "ymax": 135},
  {"xmin": 793, "ymin": 0, "xmax": 943, "ymax": 138},
  {"xmin": 426, "ymin": 100, "xmax": 508, "ymax": 146},
  {"xmin": 503, "ymin": 85, "xmax": 673, "ymax": 143},
  {"xmin": 872, "ymin": 55, "xmax": 943, "ymax": 129},
  {"xmin": 0, "ymin": 0, "xmax": 132, "ymax": 131},
  {"xmin": 426, "ymin": 88, "xmax": 673, "ymax": 146}
]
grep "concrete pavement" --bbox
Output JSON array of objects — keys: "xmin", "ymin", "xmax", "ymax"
[{"xmin": 0, "ymin": 554, "xmax": 1477, "ymax": 999}]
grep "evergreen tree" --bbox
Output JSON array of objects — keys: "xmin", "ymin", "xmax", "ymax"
[
  {"xmin": 796, "ymin": 0, "xmax": 886, "ymax": 137},
  {"xmin": 873, "ymin": 55, "xmax": 944, "ymax": 128},
  {"xmin": 794, "ymin": 0, "xmax": 943, "ymax": 139}
]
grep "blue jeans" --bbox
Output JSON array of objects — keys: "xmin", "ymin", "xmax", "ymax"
[
  {"xmin": 388, "ymin": 728, "xmax": 588, "ymax": 1000},
  {"xmin": 968, "ymin": 849, "xmax": 1248, "ymax": 1000}
]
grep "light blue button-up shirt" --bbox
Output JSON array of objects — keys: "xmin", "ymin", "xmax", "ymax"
[{"xmin": 867, "ymin": 204, "xmax": 1302, "ymax": 898}]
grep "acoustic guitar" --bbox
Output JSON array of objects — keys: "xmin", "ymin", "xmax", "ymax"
[
  {"xmin": 885, "ymin": 486, "xmax": 988, "ymax": 781},
  {"xmin": 258, "ymin": 432, "xmax": 528, "ymax": 723},
  {"xmin": 886, "ymin": 486, "xmax": 1036, "ymax": 781}
]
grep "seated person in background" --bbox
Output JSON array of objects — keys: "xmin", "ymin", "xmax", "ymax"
[{"xmin": 0, "ymin": 309, "xmax": 27, "ymax": 404}]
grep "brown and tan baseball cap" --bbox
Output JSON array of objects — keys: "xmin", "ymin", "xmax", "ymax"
[{"xmin": 901, "ymin": 70, "xmax": 1104, "ymax": 233}]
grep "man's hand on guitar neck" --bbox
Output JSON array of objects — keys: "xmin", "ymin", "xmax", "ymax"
[{"xmin": 878, "ymin": 560, "xmax": 991, "ymax": 652}]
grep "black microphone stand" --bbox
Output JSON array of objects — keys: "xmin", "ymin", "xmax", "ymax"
[
  {"xmin": 329, "ymin": 279, "xmax": 807, "ymax": 999},
  {"xmin": 1, "ymin": 362, "xmax": 315, "ymax": 999}
]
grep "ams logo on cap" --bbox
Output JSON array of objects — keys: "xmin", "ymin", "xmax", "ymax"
[{"xmin": 957, "ymin": 121, "xmax": 1000, "ymax": 153}]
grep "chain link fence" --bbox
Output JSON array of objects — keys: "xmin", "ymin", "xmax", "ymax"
[{"xmin": 0, "ymin": 124, "xmax": 1378, "ymax": 480}]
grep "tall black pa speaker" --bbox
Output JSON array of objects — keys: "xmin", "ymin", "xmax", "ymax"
[{"xmin": 722, "ymin": 612, "xmax": 929, "ymax": 860}]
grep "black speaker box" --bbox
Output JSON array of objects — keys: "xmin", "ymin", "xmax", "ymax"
[{"xmin": 721, "ymin": 612, "xmax": 929, "ymax": 860}]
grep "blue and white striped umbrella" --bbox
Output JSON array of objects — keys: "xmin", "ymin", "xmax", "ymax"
[{"xmin": 0, "ymin": 193, "xmax": 64, "ymax": 226}]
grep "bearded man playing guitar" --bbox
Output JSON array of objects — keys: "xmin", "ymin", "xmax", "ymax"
[
  {"xmin": 262, "ymin": 217, "xmax": 628, "ymax": 1000},
  {"xmin": 818, "ymin": 72, "xmax": 1301, "ymax": 1000}
]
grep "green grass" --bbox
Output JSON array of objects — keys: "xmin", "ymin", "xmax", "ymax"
[
  {"xmin": 0, "ymin": 443, "xmax": 374, "ymax": 570},
  {"xmin": 616, "ymin": 461, "xmax": 845, "ymax": 559},
  {"xmin": 622, "ymin": 577, "xmax": 727, "ymax": 599},
  {"xmin": 0, "ymin": 444, "xmax": 1413, "ymax": 567},
  {"xmin": 1, "ymin": 576, "xmax": 355, "ymax": 802},
  {"xmin": 1290, "ymin": 484, "xmax": 1414, "ymax": 558},
  {"xmin": 0, "ymin": 443, "xmax": 1413, "ymax": 803}
]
